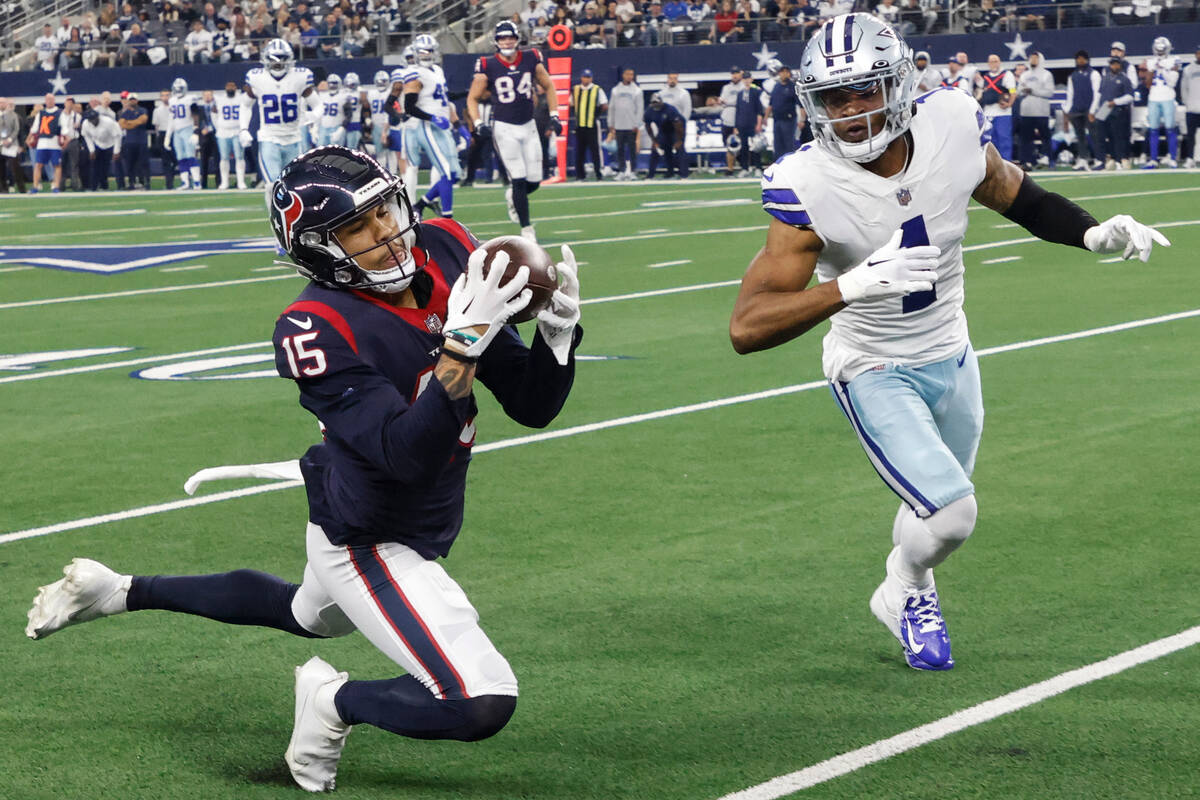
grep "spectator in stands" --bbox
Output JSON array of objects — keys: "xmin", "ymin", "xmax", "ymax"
[
  {"xmin": 35, "ymin": 25, "xmax": 58, "ymax": 71},
  {"xmin": 711, "ymin": 0, "xmax": 742, "ymax": 42},
  {"xmin": 116, "ymin": 2, "xmax": 136, "ymax": 30},
  {"xmin": 615, "ymin": 0, "xmax": 640, "ymax": 40},
  {"xmin": 58, "ymin": 28, "xmax": 86, "ymax": 70},
  {"xmin": 601, "ymin": 1, "xmax": 621, "ymax": 47},
  {"xmin": 572, "ymin": 68, "xmax": 607, "ymax": 180},
  {"xmin": 122, "ymin": 22, "xmax": 151, "ymax": 65},
  {"xmin": 968, "ymin": 0, "xmax": 1003, "ymax": 32},
  {"xmin": 186, "ymin": 19, "xmax": 215, "ymax": 62},
  {"xmin": 520, "ymin": 0, "xmax": 547, "ymax": 28},
  {"xmin": 219, "ymin": 0, "xmax": 238, "ymax": 23},
  {"xmin": 80, "ymin": 107, "xmax": 122, "ymax": 190},
  {"xmin": 1097, "ymin": 56, "xmax": 1133, "ymax": 168},
  {"xmin": 210, "ymin": 18, "xmax": 235, "ymax": 61},
  {"xmin": 0, "ymin": 99, "xmax": 26, "ymax": 194},
  {"xmin": 200, "ymin": 2, "xmax": 221, "ymax": 30},
  {"xmin": 1017, "ymin": 51, "xmax": 1054, "ymax": 170},
  {"xmin": 94, "ymin": 24, "xmax": 124, "ymax": 68},
  {"xmin": 639, "ymin": 2, "xmax": 666, "ymax": 45},
  {"xmin": 913, "ymin": 50, "xmax": 940, "ymax": 91},
  {"xmin": 793, "ymin": 0, "xmax": 820, "ymax": 39},
  {"xmin": 607, "ymin": 67, "xmax": 643, "ymax": 179},
  {"xmin": 575, "ymin": 3, "xmax": 604, "ymax": 45},
  {"xmin": 342, "ymin": 14, "xmax": 370, "ymax": 57},
  {"xmin": 319, "ymin": 12, "xmax": 342, "ymax": 57},
  {"xmin": 1065, "ymin": 50, "xmax": 1103, "ymax": 170},
  {"xmin": 550, "ymin": 5, "xmax": 575, "ymax": 34},
  {"xmin": 768, "ymin": 0, "xmax": 798, "ymax": 41},
  {"xmin": 1014, "ymin": 1, "xmax": 1046, "ymax": 30},
  {"xmin": 663, "ymin": 0, "xmax": 690, "ymax": 35},
  {"xmin": 28, "ymin": 94, "xmax": 64, "ymax": 193},
  {"xmin": 54, "ymin": 16, "xmax": 75, "ymax": 49},
  {"xmin": 875, "ymin": 0, "xmax": 901, "ymax": 26},
  {"xmin": 119, "ymin": 93, "xmax": 151, "ymax": 189},
  {"xmin": 79, "ymin": 13, "xmax": 103, "ymax": 54},
  {"xmin": 298, "ymin": 18, "xmax": 320, "ymax": 58},
  {"xmin": 1076, "ymin": 0, "xmax": 1109, "ymax": 26},
  {"xmin": 98, "ymin": 3, "xmax": 118, "ymax": 29},
  {"xmin": 1183, "ymin": 46, "xmax": 1200, "ymax": 168}
]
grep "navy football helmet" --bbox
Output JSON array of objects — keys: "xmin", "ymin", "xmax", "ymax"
[
  {"xmin": 270, "ymin": 147, "xmax": 421, "ymax": 293},
  {"xmin": 494, "ymin": 20, "xmax": 520, "ymax": 57}
]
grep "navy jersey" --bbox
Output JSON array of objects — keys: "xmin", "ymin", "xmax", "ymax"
[
  {"xmin": 644, "ymin": 104, "xmax": 684, "ymax": 141},
  {"xmin": 474, "ymin": 49, "xmax": 543, "ymax": 125},
  {"xmin": 272, "ymin": 218, "xmax": 581, "ymax": 558}
]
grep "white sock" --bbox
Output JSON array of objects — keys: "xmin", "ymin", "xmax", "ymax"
[
  {"xmin": 219, "ymin": 160, "xmax": 230, "ymax": 186},
  {"xmin": 190, "ymin": 165, "xmax": 201, "ymax": 186},
  {"xmin": 892, "ymin": 495, "xmax": 978, "ymax": 589},
  {"xmin": 235, "ymin": 159, "xmax": 245, "ymax": 185}
]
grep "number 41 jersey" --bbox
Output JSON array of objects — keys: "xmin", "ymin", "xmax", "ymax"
[
  {"xmin": 245, "ymin": 65, "xmax": 314, "ymax": 145},
  {"xmin": 474, "ymin": 49, "xmax": 543, "ymax": 125},
  {"xmin": 762, "ymin": 86, "xmax": 990, "ymax": 382}
]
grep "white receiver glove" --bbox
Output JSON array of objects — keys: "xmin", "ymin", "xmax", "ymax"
[
  {"xmin": 536, "ymin": 245, "xmax": 581, "ymax": 366},
  {"xmin": 443, "ymin": 248, "xmax": 532, "ymax": 360},
  {"xmin": 836, "ymin": 229, "xmax": 940, "ymax": 304},
  {"xmin": 238, "ymin": 129, "xmax": 253, "ymax": 149},
  {"xmin": 1084, "ymin": 214, "xmax": 1171, "ymax": 263}
]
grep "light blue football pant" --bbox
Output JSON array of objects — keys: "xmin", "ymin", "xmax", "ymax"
[
  {"xmin": 409, "ymin": 121, "xmax": 459, "ymax": 181},
  {"xmin": 316, "ymin": 126, "xmax": 344, "ymax": 147},
  {"xmin": 830, "ymin": 344, "xmax": 983, "ymax": 519},
  {"xmin": 216, "ymin": 134, "xmax": 241, "ymax": 163},
  {"xmin": 171, "ymin": 127, "xmax": 196, "ymax": 161},
  {"xmin": 1146, "ymin": 99, "xmax": 1175, "ymax": 131},
  {"xmin": 346, "ymin": 128, "xmax": 361, "ymax": 150},
  {"xmin": 257, "ymin": 140, "xmax": 302, "ymax": 184}
]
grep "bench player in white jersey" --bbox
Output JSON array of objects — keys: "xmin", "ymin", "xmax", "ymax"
[
  {"xmin": 316, "ymin": 74, "xmax": 347, "ymax": 147},
  {"xmin": 1142, "ymin": 36, "xmax": 1181, "ymax": 169},
  {"xmin": 468, "ymin": 20, "xmax": 560, "ymax": 242},
  {"xmin": 342, "ymin": 72, "xmax": 364, "ymax": 150},
  {"xmin": 167, "ymin": 77, "xmax": 202, "ymax": 190},
  {"xmin": 213, "ymin": 81, "xmax": 249, "ymax": 189},
  {"xmin": 366, "ymin": 69, "xmax": 394, "ymax": 169},
  {"xmin": 241, "ymin": 38, "xmax": 314, "ymax": 203},
  {"xmin": 729, "ymin": 13, "xmax": 1170, "ymax": 672},
  {"xmin": 402, "ymin": 34, "xmax": 461, "ymax": 220},
  {"xmin": 389, "ymin": 45, "xmax": 420, "ymax": 204}
]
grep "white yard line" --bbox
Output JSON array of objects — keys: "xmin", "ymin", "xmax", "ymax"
[
  {"xmin": 3, "ymin": 307, "xmax": 1197, "ymax": 544},
  {"xmin": 0, "ymin": 273, "xmax": 297, "ymax": 311},
  {"xmin": 980, "ymin": 256, "xmax": 1022, "ymax": 264},
  {"xmin": 160, "ymin": 264, "xmax": 208, "ymax": 273},
  {"xmin": 648, "ymin": 259, "xmax": 693, "ymax": 268},
  {"xmin": 969, "ymin": 185, "xmax": 1200, "ymax": 214},
  {"xmin": 0, "ymin": 342, "xmax": 270, "ymax": 385},
  {"xmin": 716, "ymin": 625, "xmax": 1200, "ymax": 800}
]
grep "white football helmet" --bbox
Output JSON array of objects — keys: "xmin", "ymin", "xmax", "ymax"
[
  {"xmin": 766, "ymin": 58, "xmax": 783, "ymax": 78},
  {"xmin": 327, "ymin": 74, "xmax": 342, "ymax": 93},
  {"xmin": 263, "ymin": 38, "xmax": 295, "ymax": 79},
  {"xmin": 171, "ymin": 77, "xmax": 188, "ymax": 96},
  {"xmin": 344, "ymin": 72, "xmax": 360, "ymax": 90},
  {"xmin": 797, "ymin": 13, "xmax": 919, "ymax": 163},
  {"xmin": 1152, "ymin": 36, "xmax": 1171, "ymax": 56},
  {"xmin": 413, "ymin": 33, "xmax": 439, "ymax": 66},
  {"xmin": 401, "ymin": 44, "xmax": 415, "ymax": 65},
  {"xmin": 373, "ymin": 69, "xmax": 390, "ymax": 90}
]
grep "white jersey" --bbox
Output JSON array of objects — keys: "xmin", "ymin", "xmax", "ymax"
[
  {"xmin": 367, "ymin": 86, "xmax": 392, "ymax": 125},
  {"xmin": 1145, "ymin": 55, "xmax": 1180, "ymax": 102},
  {"xmin": 402, "ymin": 64, "xmax": 450, "ymax": 119},
  {"xmin": 213, "ymin": 91, "xmax": 247, "ymax": 136},
  {"xmin": 318, "ymin": 89, "xmax": 347, "ymax": 129},
  {"xmin": 167, "ymin": 94, "xmax": 197, "ymax": 133},
  {"xmin": 761, "ymin": 87, "xmax": 988, "ymax": 382},
  {"xmin": 245, "ymin": 65, "xmax": 314, "ymax": 145}
]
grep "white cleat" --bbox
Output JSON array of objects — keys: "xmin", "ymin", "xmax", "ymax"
[
  {"xmin": 520, "ymin": 225, "xmax": 538, "ymax": 244},
  {"xmin": 505, "ymin": 186, "xmax": 519, "ymax": 224},
  {"xmin": 285, "ymin": 656, "xmax": 351, "ymax": 793},
  {"xmin": 25, "ymin": 558, "xmax": 131, "ymax": 640},
  {"xmin": 217, "ymin": 182, "xmax": 229, "ymax": 190},
  {"xmin": 237, "ymin": 182, "xmax": 248, "ymax": 190}
]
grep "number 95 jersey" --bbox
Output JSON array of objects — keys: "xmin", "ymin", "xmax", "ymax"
[
  {"xmin": 245, "ymin": 65, "xmax": 315, "ymax": 145},
  {"xmin": 762, "ymin": 86, "xmax": 990, "ymax": 383}
]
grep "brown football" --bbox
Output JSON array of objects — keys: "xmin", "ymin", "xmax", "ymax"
[{"xmin": 478, "ymin": 236, "xmax": 558, "ymax": 323}]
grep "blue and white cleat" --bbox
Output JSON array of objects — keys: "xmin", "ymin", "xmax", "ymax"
[{"xmin": 870, "ymin": 578, "xmax": 954, "ymax": 671}]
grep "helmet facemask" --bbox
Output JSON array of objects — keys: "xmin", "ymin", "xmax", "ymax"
[
  {"xmin": 800, "ymin": 62, "xmax": 918, "ymax": 163},
  {"xmin": 308, "ymin": 193, "xmax": 421, "ymax": 293}
]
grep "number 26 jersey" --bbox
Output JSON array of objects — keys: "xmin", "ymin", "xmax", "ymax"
[
  {"xmin": 245, "ymin": 65, "xmax": 315, "ymax": 145},
  {"xmin": 762, "ymin": 86, "xmax": 990, "ymax": 382}
]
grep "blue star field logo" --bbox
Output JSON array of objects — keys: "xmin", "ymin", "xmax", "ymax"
[{"xmin": 0, "ymin": 238, "xmax": 276, "ymax": 273}]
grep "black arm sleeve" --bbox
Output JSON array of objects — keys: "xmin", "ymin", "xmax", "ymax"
[
  {"xmin": 404, "ymin": 92, "xmax": 434, "ymax": 121},
  {"xmin": 476, "ymin": 324, "xmax": 583, "ymax": 429},
  {"xmin": 1000, "ymin": 173, "xmax": 1098, "ymax": 250}
]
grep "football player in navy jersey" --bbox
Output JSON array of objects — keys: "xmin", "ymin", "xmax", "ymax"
[
  {"xmin": 467, "ymin": 20, "xmax": 560, "ymax": 243},
  {"xmin": 25, "ymin": 146, "xmax": 583, "ymax": 794}
]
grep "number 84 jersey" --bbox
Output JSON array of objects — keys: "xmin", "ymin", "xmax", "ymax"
[
  {"xmin": 245, "ymin": 65, "xmax": 315, "ymax": 145},
  {"xmin": 762, "ymin": 87, "xmax": 989, "ymax": 382},
  {"xmin": 474, "ymin": 49, "xmax": 543, "ymax": 125}
]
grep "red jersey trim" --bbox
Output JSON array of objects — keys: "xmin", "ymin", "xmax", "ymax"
[
  {"xmin": 424, "ymin": 217, "xmax": 479, "ymax": 256},
  {"xmin": 282, "ymin": 300, "xmax": 359, "ymax": 354},
  {"xmin": 350, "ymin": 251, "xmax": 451, "ymax": 332}
]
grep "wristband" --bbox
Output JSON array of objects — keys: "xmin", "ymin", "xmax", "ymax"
[{"xmin": 439, "ymin": 346, "xmax": 477, "ymax": 364}]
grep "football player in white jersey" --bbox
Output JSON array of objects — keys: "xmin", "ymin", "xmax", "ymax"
[
  {"xmin": 316, "ymin": 73, "xmax": 346, "ymax": 147},
  {"xmin": 403, "ymin": 34, "xmax": 461, "ymax": 219},
  {"xmin": 342, "ymin": 72, "xmax": 364, "ymax": 151},
  {"xmin": 1142, "ymin": 36, "xmax": 1181, "ymax": 169},
  {"xmin": 729, "ymin": 14, "xmax": 1170, "ymax": 672},
  {"xmin": 366, "ymin": 69, "xmax": 395, "ymax": 170},
  {"xmin": 241, "ymin": 38, "xmax": 315, "ymax": 203},
  {"xmin": 167, "ymin": 77, "xmax": 202, "ymax": 190},
  {"xmin": 390, "ymin": 45, "xmax": 421, "ymax": 204},
  {"xmin": 213, "ymin": 81, "xmax": 249, "ymax": 189}
]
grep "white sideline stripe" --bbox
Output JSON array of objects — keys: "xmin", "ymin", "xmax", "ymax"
[
  {"xmin": 0, "ymin": 266, "xmax": 34, "ymax": 273},
  {"xmin": 250, "ymin": 265, "xmax": 292, "ymax": 272},
  {"xmin": 160, "ymin": 264, "xmax": 208, "ymax": 273},
  {"xmin": 0, "ymin": 341, "xmax": 270, "ymax": 384},
  {"xmin": 717, "ymin": 625, "xmax": 1200, "ymax": 800},
  {"xmin": 980, "ymin": 256, "xmax": 1022, "ymax": 264},
  {"xmin": 649, "ymin": 259, "xmax": 693, "ymax": 268},
  {"xmin": 0, "ymin": 274, "xmax": 296, "ymax": 310},
  {"xmin": 3, "ymin": 307, "xmax": 1198, "ymax": 544}
]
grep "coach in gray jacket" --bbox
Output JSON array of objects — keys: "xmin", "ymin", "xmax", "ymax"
[
  {"xmin": 606, "ymin": 68, "xmax": 644, "ymax": 179},
  {"xmin": 1017, "ymin": 51, "xmax": 1055, "ymax": 170},
  {"xmin": 0, "ymin": 98, "xmax": 26, "ymax": 193}
]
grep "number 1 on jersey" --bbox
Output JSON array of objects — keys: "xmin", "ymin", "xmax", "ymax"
[{"xmin": 900, "ymin": 215, "xmax": 936, "ymax": 314}]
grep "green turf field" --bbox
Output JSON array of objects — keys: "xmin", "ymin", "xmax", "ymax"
[{"xmin": 2, "ymin": 171, "xmax": 1198, "ymax": 800}]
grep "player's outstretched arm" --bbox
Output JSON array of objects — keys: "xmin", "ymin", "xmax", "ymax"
[
  {"xmin": 466, "ymin": 73, "xmax": 489, "ymax": 130},
  {"xmin": 730, "ymin": 218, "xmax": 839, "ymax": 353},
  {"xmin": 973, "ymin": 143, "xmax": 1170, "ymax": 262}
]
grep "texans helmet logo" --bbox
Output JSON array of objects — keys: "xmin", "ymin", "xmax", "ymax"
[{"xmin": 275, "ymin": 189, "xmax": 305, "ymax": 251}]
